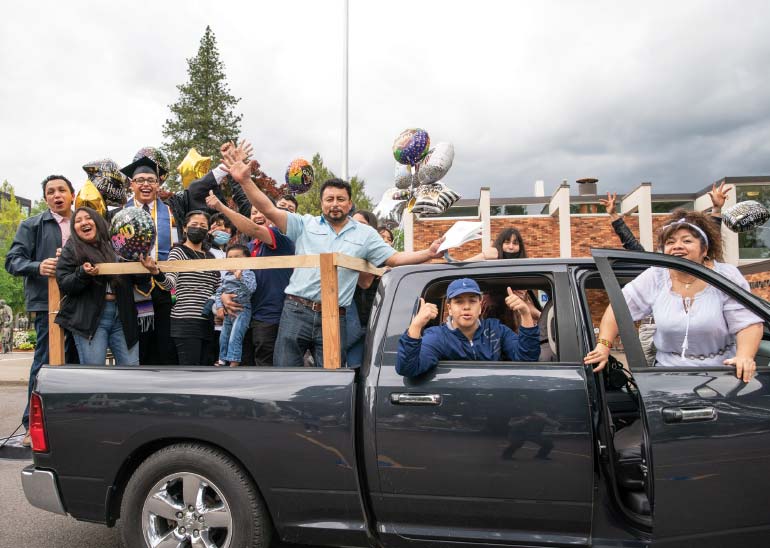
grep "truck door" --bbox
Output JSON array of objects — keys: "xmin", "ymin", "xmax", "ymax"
[
  {"xmin": 593, "ymin": 248, "xmax": 770, "ymax": 546},
  {"xmin": 371, "ymin": 267, "xmax": 594, "ymax": 546}
]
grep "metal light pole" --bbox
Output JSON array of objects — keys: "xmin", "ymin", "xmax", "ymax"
[{"xmin": 341, "ymin": 0, "xmax": 349, "ymax": 181}]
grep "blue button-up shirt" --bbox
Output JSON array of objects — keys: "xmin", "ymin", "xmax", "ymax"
[{"xmin": 283, "ymin": 213, "xmax": 396, "ymax": 307}]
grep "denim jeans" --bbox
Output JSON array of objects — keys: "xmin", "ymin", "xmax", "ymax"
[
  {"xmin": 273, "ymin": 298, "xmax": 346, "ymax": 368},
  {"xmin": 345, "ymin": 301, "xmax": 366, "ymax": 368},
  {"xmin": 219, "ymin": 306, "xmax": 252, "ymax": 363},
  {"xmin": 73, "ymin": 301, "xmax": 139, "ymax": 366}
]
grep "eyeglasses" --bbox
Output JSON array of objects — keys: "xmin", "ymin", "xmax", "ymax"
[{"xmin": 132, "ymin": 177, "xmax": 159, "ymax": 185}]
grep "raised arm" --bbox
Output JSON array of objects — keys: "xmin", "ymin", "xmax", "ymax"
[
  {"xmin": 384, "ymin": 236, "xmax": 445, "ymax": 267},
  {"xmin": 600, "ymin": 192, "xmax": 645, "ymax": 252},
  {"xmin": 205, "ymin": 190, "xmax": 274, "ymax": 244},
  {"xmin": 222, "ymin": 145, "xmax": 288, "ymax": 235}
]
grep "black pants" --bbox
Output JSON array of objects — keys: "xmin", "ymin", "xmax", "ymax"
[
  {"xmin": 173, "ymin": 337, "xmax": 212, "ymax": 366},
  {"xmin": 251, "ymin": 320, "xmax": 279, "ymax": 367},
  {"xmin": 138, "ymin": 288, "xmax": 177, "ymax": 365}
]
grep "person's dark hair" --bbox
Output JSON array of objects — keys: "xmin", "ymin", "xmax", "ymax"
[
  {"xmin": 280, "ymin": 194, "xmax": 298, "ymax": 208},
  {"xmin": 494, "ymin": 227, "xmax": 527, "ymax": 259},
  {"xmin": 41, "ymin": 174, "xmax": 75, "ymax": 195},
  {"xmin": 353, "ymin": 209, "xmax": 378, "ymax": 227},
  {"xmin": 225, "ymin": 243, "xmax": 250, "ymax": 257},
  {"xmin": 210, "ymin": 213, "xmax": 235, "ymax": 235},
  {"xmin": 378, "ymin": 226, "xmax": 394, "ymax": 241},
  {"xmin": 319, "ymin": 178, "xmax": 352, "ymax": 199},
  {"xmin": 68, "ymin": 207, "xmax": 121, "ymax": 285},
  {"xmin": 657, "ymin": 208, "xmax": 723, "ymax": 262},
  {"xmin": 184, "ymin": 210, "xmax": 211, "ymax": 227}
]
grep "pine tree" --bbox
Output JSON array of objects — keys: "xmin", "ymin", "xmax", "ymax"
[
  {"xmin": 295, "ymin": 154, "xmax": 374, "ymax": 216},
  {"xmin": 162, "ymin": 26, "xmax": 242, "ymax": 192}
]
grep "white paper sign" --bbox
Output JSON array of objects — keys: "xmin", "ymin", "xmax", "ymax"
[{"xmin": 438, "ymin": 221, "xmax": 483, "ymax": 252}]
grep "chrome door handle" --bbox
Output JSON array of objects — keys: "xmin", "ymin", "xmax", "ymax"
[
  {"xmin": 390, "ymin": 393, "xmax": 442, "ymax": 405},
  {"xmin": 662, "ymin": 406, "xmax": 716, "ymax": 423}
]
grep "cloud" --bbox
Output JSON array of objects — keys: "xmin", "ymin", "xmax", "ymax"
[{"xmin": 2, "ymin": 0, "xmax": 770, "ymax": 208}]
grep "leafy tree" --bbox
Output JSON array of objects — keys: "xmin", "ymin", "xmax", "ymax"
[
  {"xmin": 30, "ymin": 198, "xmax": 48, "ymax": 216},
  {"xmin": 295, "ymin": 154, "xmax": 373, "ymax": 216},
  {"xmin": 0, "ymin": 181, "xmax": 27, "ymax": 313},
  {"xmin": 162, "ymin": 26, "xmax": 242, "ymax": 192}
]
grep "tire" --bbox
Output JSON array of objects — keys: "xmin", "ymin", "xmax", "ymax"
[{"xmin": 119, "ymin": 443, "xmax": 271, "ymax": 548}]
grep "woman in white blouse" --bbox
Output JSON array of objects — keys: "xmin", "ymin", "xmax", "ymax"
[{"xmin": 585, "ymin": 209, "xmax": 763, "ymax": 382}]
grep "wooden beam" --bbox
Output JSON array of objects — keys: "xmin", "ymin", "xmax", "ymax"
[
  {"xmin": 319, "ymin": 253, "xmax": 341, "ymax": 369},
  {"xmin": 47, "ymin": 277, "xmax": 64, "ymax": 366},
  {"xmin": 95, "ymin": 254, "xmax": 321, "ymax": 275},
  {"xmin": 334, "ymin": 254, "xmax": 387, "ymax": 276}
]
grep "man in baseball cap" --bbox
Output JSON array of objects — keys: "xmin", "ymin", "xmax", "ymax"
[{"xmin": 396, "ymin": 278, "xmax": 540, "ymax": 377}]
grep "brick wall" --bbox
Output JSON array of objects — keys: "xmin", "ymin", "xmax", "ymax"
[{"xmin": 413, "ymin": 214, "xmax": 770, "ymax": 302}]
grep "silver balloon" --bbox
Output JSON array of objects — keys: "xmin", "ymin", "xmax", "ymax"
[
  {"xmin": 723, "ymin": 200, "xmax": 770, "ymax": 233},
  {"xmin": 417, "ymin": 142, "xmax": 454, "ymax": 185},
  {"xmin": 410, "ymin": 182, "xmax": 460, "ymax": 216},
  {"xmin": 394, "ymin": 163, "xmax": 414, "ymax": 189},
  {"xmin": 374, "ymin": 187, "xmax": 409, "ymax": 225}
]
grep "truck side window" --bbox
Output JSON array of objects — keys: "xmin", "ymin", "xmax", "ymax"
[
  {"xmin": 417, "ymin": 275, "xmax": 556, "ymax": 363},
  {"xmin": 584, "ymin": 265, "xmax": 769, "ymax": 371}
]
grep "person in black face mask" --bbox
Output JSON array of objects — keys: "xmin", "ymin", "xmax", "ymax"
[
  {"xmin": 467, "ymin": 227, "xmax": 528, "ymax": 261},
  {"xmin": 140, "ymin": 210, "xmax": 220, "ymax": 365}
]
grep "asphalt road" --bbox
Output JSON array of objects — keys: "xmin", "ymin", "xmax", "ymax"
[{"xmin": 0, "ymin": 385, "xmax": 324, "ymax": 548}]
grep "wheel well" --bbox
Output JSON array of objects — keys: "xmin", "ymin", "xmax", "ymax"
[{"xmin": 106, "ymin": 437, "xmax": 274, "ymax": 533}]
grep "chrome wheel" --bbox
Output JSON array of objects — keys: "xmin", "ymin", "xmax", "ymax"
[{"xmin": 142, "ymin": 472, "xmax": 232, "ymax": 548}]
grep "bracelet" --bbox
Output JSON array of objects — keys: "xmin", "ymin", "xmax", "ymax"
[{"xmin": 597, "ymin": 338, "xmax": 613, "ymax": 349}]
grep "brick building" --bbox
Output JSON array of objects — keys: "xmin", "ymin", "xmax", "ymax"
[{"xmin": 402, "ymin": 176, "xmax": 770, "ymax": 300}]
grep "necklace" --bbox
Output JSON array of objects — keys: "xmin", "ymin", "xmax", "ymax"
[{"xmin": 673, "ymin": 272, "xmax": 696, "ymax": 290}]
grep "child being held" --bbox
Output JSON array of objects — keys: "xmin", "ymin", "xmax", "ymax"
[{"xmin": 215, "ymin": 245, "xmax": 257, "ymax": 367}]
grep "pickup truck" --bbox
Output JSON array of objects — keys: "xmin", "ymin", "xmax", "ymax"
[{"xmin": 21, "ymin": 249, "xmax": 770, "ymax": 548}]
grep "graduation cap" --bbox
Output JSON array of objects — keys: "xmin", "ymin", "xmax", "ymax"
[{"xmin": 120, "ymin": 155, "xmax": 168, "ymax": 180}]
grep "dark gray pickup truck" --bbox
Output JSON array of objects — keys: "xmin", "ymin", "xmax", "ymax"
[{"xmin": 21, "ymin": 249, "xmax": 770, "ymax": 548}]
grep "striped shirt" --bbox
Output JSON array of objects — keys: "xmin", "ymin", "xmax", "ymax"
[{"xmin": 156, "ymin": 246, "xmax": 220, "ymax": 320}]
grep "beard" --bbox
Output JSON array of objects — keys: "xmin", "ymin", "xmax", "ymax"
[{"xmin": 323, "ymin": 208, "xmax": 348, "ymax": 224}]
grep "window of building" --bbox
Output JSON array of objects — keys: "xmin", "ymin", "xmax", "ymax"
[
  {"xmin": 737, "ymin": 185, "xmax": 770, "ymax": 259},
  {"xmin": 650, "ymin": 201, "xmax": 694, "ymax": 213},
  {"xmin": 435, "ymin": 205, "xmax": 478, "ymax": 218},
  {"xmin": 490, "ymin": 203, "xmax": 548, "ymax": 216}
]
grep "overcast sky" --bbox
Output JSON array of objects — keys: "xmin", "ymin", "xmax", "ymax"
[{"xmin": 2, "ymin": 0, "xmax": 770, "ymax": 206}]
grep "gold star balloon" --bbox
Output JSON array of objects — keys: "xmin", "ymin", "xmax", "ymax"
[
  {"xmin": 75, "ymin": 180, "xmax": 107, "ymax": 218},
  {"xmin": 178, "ymin": 148, "xmax": 212, "ymax": 188}
]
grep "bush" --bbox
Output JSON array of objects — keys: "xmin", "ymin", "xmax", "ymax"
[
  {"xmin": 12, "ymin": 329, "xmax": 36, "ymax": 350},
  {"xmin": 17, "ymin": 342, "xmax": 33, "ymax": 351},
  {"xmin": 26, "ymin": 329, "xmax": 36, "ymax": 345}
]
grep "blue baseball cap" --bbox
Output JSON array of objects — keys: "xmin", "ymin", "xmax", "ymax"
[{"xmin": 446, "ymin": 278, "xmax": 482, "ymax": 300}]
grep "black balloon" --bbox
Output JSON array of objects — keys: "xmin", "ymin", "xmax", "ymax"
[{"xmin": 723, "ymin": 200, "xmax": 770, "ymax": 233}]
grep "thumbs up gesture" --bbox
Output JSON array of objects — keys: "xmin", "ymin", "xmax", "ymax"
[
  {"xmin": 505, "ymin": 287, "xmax": 535, "ymax": 327},
  {"xmin": 205, "ymin": 190, "xmax": 223, "ymax": 211},
  {"xmin": 408, "ymin": 298, "xmax": 439, "ymax": 338}
]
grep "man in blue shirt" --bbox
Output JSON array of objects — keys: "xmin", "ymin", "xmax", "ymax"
[
  {"xmin": 223, "ymin": 145, "xmax": 444, "ymax": 367},
  {"xmin": 397, "ymin": 278, "xmax": 541, "ymax": 377}
]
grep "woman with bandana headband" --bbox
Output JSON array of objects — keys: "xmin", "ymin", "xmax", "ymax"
[
  {"xmin": 141, "ymin": 210, "xmax": 221, "ymax": 365},
  {"xmin": 584, "ymin": 209, "xmax": 763, "ymax": 382}
]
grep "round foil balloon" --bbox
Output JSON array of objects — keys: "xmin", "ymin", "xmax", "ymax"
[
  {"xmin": 392, "ymin": 128, "xmax": 430, "ymax": 166},
  {"xmin": 133, "ymin": 147, "xmax": 170, "ymax": 182},
  {"xmin": 110, "ymin": 207, "xmax": 157, "ymax": 261},
  {"xmin": 417, "ymin": 142, "xmax": 455, "ymax": 185},
  {"xmin": 722, "ymin": 200, "xmax": 770, "ymax": 233},
  {"xmin": 285, "ymin": 158, "xmax": 314, "ymax": 194},
  {"xmin": 394, "ymin": 163, "xmax": 414, "ymax": 189},
  {"xmin": 82, "ymin": 159, "xmax": 130, "ymax": 207}
]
